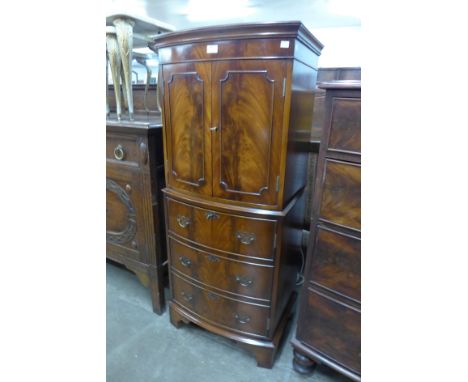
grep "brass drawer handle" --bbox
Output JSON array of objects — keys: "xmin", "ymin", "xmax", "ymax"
[
  {"xmin": 235, "ymin": 275, "xmax": 253, "ymax": 287},
  {"xmin": 181, "ymin": 291, "xmax": 193, "ymax": 302},
  {"xmin": 234, "ymin": 313, "xmax": 251, "ymax": 324},
  {"xmin": 114, "ymin": 144, "xmax": 125, "ymax": 160},
  {"xmin": 205, "ymin": 211, "xmax": 219, "ymax": 220},
  {"xmin": 207, "ymin": 292, "xmax": 219, "ymax": 301},
  {"xmin": 179, "ymin": 256, "xmax": 191, "ymax": 267},
  {"xmin": 176, "ymin": 215, "xmax": 191, "ymax": 228},
  {"xmin": 235, "ymin": 231, "xmax": 256, "ymax": 245},
  {"xmin": 207, "ymin": 255, "xmax": 219, "ymax": 263}
]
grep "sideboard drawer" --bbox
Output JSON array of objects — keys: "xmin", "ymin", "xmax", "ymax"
[
  {"xmin": 166, "ymin": 197, "xmax": 277, "ymax": 260},
  {"xmin": 172, "ymin": 272, "xmax": 270, "ymax": 337},
  {"xmin": 309, "ymin": 227, "xmax": 360, "ymax": 302},
  {"xmin": 169, "ymin": 238, "xmax": 274, "ymax": 301},
  {"xmin": 328, "ymin": 97, "xmax": 361, "ymax": 154},
  {"xmin": 297, "ymin": 288, "xmax": 361, "ymax": 373},
  {"xmin": 106, "ymin": 133, "xmax": 140, "ymax": 164},
  {"xmin": 319, "ymin": 159, "xmax": 361, "ymax": 230}
]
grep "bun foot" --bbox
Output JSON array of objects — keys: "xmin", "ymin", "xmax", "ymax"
[{"xmin": 293, "ymin": 349, "xmax": 316, "ymax": 374}]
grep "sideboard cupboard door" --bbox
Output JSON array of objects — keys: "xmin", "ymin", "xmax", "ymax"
[
  {"xmin": 162, "ymin": 62, "xmax": 212, "ymax": 197},
  {"xmin": 211, "ymin": 60, "xmax": 288, "ymax": 207}
]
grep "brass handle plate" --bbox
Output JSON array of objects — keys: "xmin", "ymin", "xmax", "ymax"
[
  {"xmin": 176, "ymin": 215, "xmax": 191, "ymax": 228},
  {"xmin": 207, "ymin": 255, "xmax": 219, "ymax": 263},
  {"xmin": 179, "ymin": 256, "xmax": 192, "ymax": 267},
  {"xmin": 235, "ymin": 231, "xmax": 256, "ymax": 245},
  {"xmin": 205, "ymin": 211, "xmax": 219, "ymax": 220},
  {"xmin": 235, "ymin": 275, "xmax": 253, "ymax": 287},
  {"xmin": 234, "ymin": 313, "xmax": 251, "ymax": 324},
  {"xmin": 114, "ymin": 144, "xmax": 125, "ymax": 161},
  {"xmin": 207, "ymin": 292, "xmax": 219, "ymax": 301},
  {"xmin": 181, "ymin": 291, "xmax": 193, "ymax": 302}
]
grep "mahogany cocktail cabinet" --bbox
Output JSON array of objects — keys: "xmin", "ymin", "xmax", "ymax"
[{"xmin": 150, "ymin": 22, "xmax": 323, "ymax": 367}]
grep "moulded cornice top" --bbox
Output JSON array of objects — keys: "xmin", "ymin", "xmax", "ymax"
[{"xmin": 150, "ymin": 21, "xmax": 323, "ymax": 55}]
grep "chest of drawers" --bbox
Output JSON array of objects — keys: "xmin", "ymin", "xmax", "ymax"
[
  {"xmin": 291, "ymin": 81, "xmax": 361, "ymax": 380},
  {"xmin": 151, "ymin": 22, "xmax": 323, "ymax": 367},
  {"xmin": 106, "ymin": 116, "xmax": 167, "ymax": 314}
]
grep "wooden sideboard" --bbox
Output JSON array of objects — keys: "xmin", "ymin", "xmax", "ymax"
[
  {"xmin": 150, "ymin": 21, "xmax": 323, "ymax": 368},
  {"xmin": 106, "ymin": 115, "xmax": 167, "ymax": 314},
  {"xmin": 291, "ymin": 81, "xmax": 361, "ymax": 381}
]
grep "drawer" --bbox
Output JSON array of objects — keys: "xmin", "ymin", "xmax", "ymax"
[
  {"xmin": 166, "ymin": 197, "xmax": 277, "ymax": 260},
  {"xmin": 106, "ymin": 133, "xmax": 141, "ymax": 165},
  {"xmin": 106, "ymin": 165, "xmax": 145, "ymax": 262},
  {"xmin": 172, "ymin": 272, "xmax": 270, "ymax": 337},
  {"xmin": 319, "ymin": 159, "xmax": 360, "ymax": 230},
  {"xmin": 328, "ymin": 97, "xmax": 361, "ymax": 154},
  {"xmin": 297, "ymin": 288, "xmax": 360, "ymax": 373},
  {"xmin": 309, "ymin": 227, "xmax": 360, "ymax": 302},
  {"xmin": 169, "ymin": 238, "xmax": 274, "ymax": 301}
]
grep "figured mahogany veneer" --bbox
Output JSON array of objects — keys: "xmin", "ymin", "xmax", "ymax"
[
  {"xmin": 291, "ymin": 81, "xmax": 361, "ymax": 381},
  {"xmin": 151, "ymin": 21, "xmax": 323, "ymax": 368},
  {"xmin": 106, "ymin": 115, "xmax": 167, "ymax": 314}
]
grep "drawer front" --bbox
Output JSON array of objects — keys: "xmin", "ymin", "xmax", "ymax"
[
  {"xmin": 106, "ymin": 133, "xmax": 141, "ymax": 165},
  {"xmin": 328, "ymin": 97, "xmax": 361, "ymax": 154},
  {"xmin": 297, "ymin": 289, "xmax": 360, "ymax": 373},
  {"xmin": 169, "ymin": 238, "xmax": 274, "ymax": 301},
  {"xmin": 309, "ymin": 227, "xmax": 361, "ymax": 302},
  {"xmin": 320, "ymin": 159, "xmax": 360, "ymax": 230},
  {"xmin": 172, "ymin": 272, "xmax": 270, "ymax": 337},
  {"xmin": 106, "ymin": 165, "xmax": 145, "ymax": 261},
  {"xmin": 166, "ymin": 197, "xmax": 277, "ymax": 260}
]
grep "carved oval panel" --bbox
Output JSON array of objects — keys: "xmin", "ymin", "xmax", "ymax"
[{"xmin": 106, "ymin": 178, "xmax": 137, "ymax": 244}]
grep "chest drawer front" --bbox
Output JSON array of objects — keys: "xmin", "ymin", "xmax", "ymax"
[
  {"xmin": 106, "ymin": 133, "xmax": 141, "ymax": 165},
  {"xmin": 309, "ymin": 227, "xmax": 360, "ymax": 302},
  {"xmin": 172, "ymin": 272, "xmax": 270, "ymax": 337},
  {"xmin": 166, "ymin": 197, "xmax": 277, "ymax": 260},
  {"xmin": 297, "ymin": 289, "xmax": 360, "ymax": 373},
  {"xmin": 169, "ymin": 238, "xmax": 274, "ymax": 301},
  {"xmin": 106, "ymin": 165, "xmax": 145, "ymax": 261},
  {"xmin": 328, "ymin": 97, "xmax": 361, "ymax": 154},
  {"xmin": 319, "ymin": 159, "xmax": 361, "ymax": 230}
]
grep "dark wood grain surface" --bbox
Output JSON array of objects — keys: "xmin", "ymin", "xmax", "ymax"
[
  {"xmin": 292, "ymin": 82, "xmax": 361, "ymax": 381},
  {"xmin": 106, "ymin": 116, "xmax": 167, "ymax": 314},
  {"xmin": 153, "ymin": 22, "xmax": 322, "ymax": 368}
]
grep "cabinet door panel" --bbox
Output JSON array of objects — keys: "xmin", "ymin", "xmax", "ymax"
[
  {"xmin": 106, "ymin": 164, "xmax": 146, "ymax": 262},
  {"xmin": 211, "ymin": 60, "xmax": 287, "ymax": 206},
  {"xmin": 162, "ymin": 62, "xmax": 212, "ymax": 196}
]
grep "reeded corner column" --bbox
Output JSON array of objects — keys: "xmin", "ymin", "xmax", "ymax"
[
  {"xmin": 113, "ymin": 18, "xmax": 135, "ymax": 120},
  {"xmin": 155, "ymin": 53, "xmax": 162, "ymax": 115},
  {"xmin": 106, "ymin": 27, "xmax": 122, "ymax": 120}
]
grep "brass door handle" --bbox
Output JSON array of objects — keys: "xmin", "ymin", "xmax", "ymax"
[
  {"xmin": 235, "ymin": 231, "xmax": 256, "ymax": 245},
  {"xmin": 114, "ymin": 144, "xmax": 125, "ymax": 160},
  {"xmin": 179, "ymin": 256, "xmax": 192, "ymax": 267},
  {"xmin": 235, "ymin": 275, "xmax": 253, "ymax": 287},
  {"xmin": 176, "ymin": 215, "xmax": 191, "ymax": 228},
  {"xmin": 234, "ymin": 313, "xmax": 251, "ymax": 324}
]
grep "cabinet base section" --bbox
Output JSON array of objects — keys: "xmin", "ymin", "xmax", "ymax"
[
  {"xmin": 290, "ymin": 337, "xmax": 361, "ymax": 382},
  {"xmin": 168, "ymin": 292, "xmax": 296, "ymax": 368},
  {"xmin": 106, "ymin": 255, "xmax": 166, "ymax": 315}
]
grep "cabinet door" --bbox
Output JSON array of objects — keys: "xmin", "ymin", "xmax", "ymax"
[
  {"xmin": 211, "ymin": 60, "xmax": 287, "ymax": 206},
  {"xmin": 162, "ymin": 62, "xmax": 212, "ymax": 196},
  {"xmin": 106, "ymin": 164, "xmax": 146, "ymax": 263}
]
